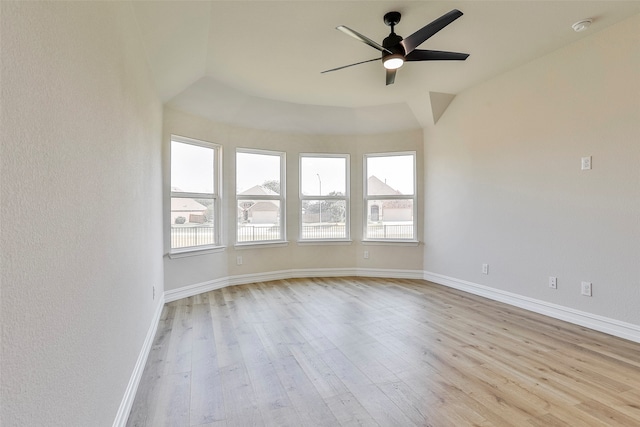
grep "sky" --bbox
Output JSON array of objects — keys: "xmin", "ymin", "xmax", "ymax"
[
  {"xmin": 172, "ymin": 141, "xmax": 414, "ymax": 196},
  {"xmin": 300, "ymin": 156, "xmax": 346, "ymax": 196},
  {"xmin": 366, "ymin": 154, "xmax": 414, "ymax": 194},
  {"xmin": 236, "ymin": 151, "xmax": 281, "ymax": 193},
  {"xmin": 171, "ymin": 141, "xmax": 214, "ymax": 193}
]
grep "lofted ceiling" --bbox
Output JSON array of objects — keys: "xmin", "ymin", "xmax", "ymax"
[{"xmin": 132, "ymin": 1, "xmax": 639, "ymax": 134}]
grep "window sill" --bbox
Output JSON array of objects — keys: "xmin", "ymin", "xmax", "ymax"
[
  {"xmin": 362, "ymin": 240, "xmax": 420, "ymax": 246},
  {"xmin": 297, "ymin": 240, "xmax": 353, "ymax": 246},
  {"xmin": 234, "ymin": 241, "xmax": 289, "ymax": 250},
  {"xmin": 167, "ymin": 245, "xmax": 226, "ymax": 259}
]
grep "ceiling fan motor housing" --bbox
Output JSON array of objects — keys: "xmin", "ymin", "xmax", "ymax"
[{"xmin": 383, "ymin": 32, "xmax": 404, "ymax": 60}]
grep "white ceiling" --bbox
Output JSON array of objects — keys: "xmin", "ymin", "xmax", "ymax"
[{"xmin": 132, "ymin": 1, "xmax": 640, "ymax": 134}]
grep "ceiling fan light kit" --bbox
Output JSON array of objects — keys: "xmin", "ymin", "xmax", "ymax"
[
  {"xmin": 322, "ymin": 9, "xmax": 469, "ymax": 85},
  {"xmin": 383, "ymin": 54, "xmax": 404, "ymax": 70}
]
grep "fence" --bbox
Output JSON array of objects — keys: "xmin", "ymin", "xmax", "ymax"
[
  {"xmin": 301, "ymin": 223, "xmax": 413, "ymax": 240},
  {"xmin": 237, "ymin": 225, "xmax": 281, "ymax": 242},
  {"xmin": 366, "ymin": 223, "xmax": 414, "ymax": 239},
  {"xmin": 172, "ymin": 223, "xmax": 414, "ymax": 246},
  {"xmin": 171, "ymin": 225, "xmax": 216, "ymax": 248},
  {"xmin": 301, "ymin": 224, "xmax": 347, "ymax": 239}
]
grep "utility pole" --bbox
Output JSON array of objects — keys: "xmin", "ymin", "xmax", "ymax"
[{"xmin": 317, "ymin": 174, "xmax": 322, "ymax": 223}]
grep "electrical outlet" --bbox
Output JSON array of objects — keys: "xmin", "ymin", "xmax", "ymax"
[
  {"xmin": 581, "ymin": 156, "xmax": 592, "ymax": 170},
  {"xmin": 482, "ymin": 263, "xmax": 489, "ymax": 274},
  {"xmin": 581, "ymin": 281, "xmax": 592, "ymax": 296},
  {"xmin": 549, "ymin": 277, "xmax": 557, "ymax": 289},
  {"xmin": 237, "ymin": 256, "xmax": 243, "ymax": 266},
  {"xmin": 364, "ymin": 251, "xmax": 369, "ymax": 259}
]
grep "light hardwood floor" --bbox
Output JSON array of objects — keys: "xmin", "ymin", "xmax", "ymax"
[{"xmin": 126, "ymin": 277, "xmax": 640, "ymax": 426}]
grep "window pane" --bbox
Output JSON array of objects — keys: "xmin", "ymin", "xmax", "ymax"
[
  {"xmin": 236, "ymin": 151, "xmax": 281, "ymax": 194},
  {"xmin": 171, "ymin": 197, "xmax": 215, "ymax": 248},
  {"xmin": 237, "ymin": 200, "xmax": 281, "ymax": 242},
  {"xmin": 301, "ymin": 200, "xmax": 347, "ymax": 239},
  {"xmin": 366, "ymin": 199, "xmax": 414, "ymax": 239},
  {"xmin": 301, "ymin": 157, "xmax": 346, "ymax": 196},
  {"xmin": 366, "ymin": 155, "xmax": 414, "ymax": 195},
  {"xmin": 171, "ymin": 141, "xmax": 214, "ymax": 194}
]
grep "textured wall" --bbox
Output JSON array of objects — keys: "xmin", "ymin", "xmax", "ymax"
[
  {"xmin": 1, "ymin": 2, "xmax": 163, "ymax": 425},
  {"xmin": 424, "ymin": 15, "xmax": 640, "ymax": 325}
]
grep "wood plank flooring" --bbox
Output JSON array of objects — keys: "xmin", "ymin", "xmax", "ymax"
[{"xmin": 126, "ymin": 277, "xmax": 640, "ymax": 426}]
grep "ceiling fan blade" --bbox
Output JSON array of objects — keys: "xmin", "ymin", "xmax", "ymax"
[
  {"xmin": 321, "ymin": 58, "xmax": 380, "ymax": 74},
  {"xmin": 337, "ymin": 25, "xmax": 393, "ymax": 54},
  {"xmin": 400, "ymin": 9, "xmax": 463, "ymax": 55},
  {"xmin": 386, "ymin": 69, "xmax": 396, "ymax": 86},
  {"xmin": 405, "ymin": 49, "xmax": 469, "ymax": 61}
]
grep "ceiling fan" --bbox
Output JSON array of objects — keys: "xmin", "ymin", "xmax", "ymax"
[{"xmin": 322, "ymin": 9, "xmax": 469, "ymax": 85}]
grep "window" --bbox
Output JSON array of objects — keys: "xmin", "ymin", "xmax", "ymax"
[
  {"xmin": 236, "ymin": 149, "xmax": 285, "ymax": 244},
  {"xmin": 300, "ymin": 154, "xmax": 349, "ymax": 240},
  {"xmin": 170, "ymin": 136, "xmax": 220, "ymax": 251},
  {"xmin": 364, "ymin": 152, "xmax": 416, "ymax": 241}
]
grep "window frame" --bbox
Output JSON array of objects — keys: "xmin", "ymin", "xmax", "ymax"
[
  {"xmin": 235, "ymin": 148, "xmax": 286, "ymax": 246},
  {"xmin": 299, "ymin": 153, "xmax": 350, "ymax": 242},
  {"xmin": 169, "ymin": 135, "xmax": 222, "ymax": 254},
  {"xmin": 363, "ymin": 151, "xmax": 417, "ymax": 242}
]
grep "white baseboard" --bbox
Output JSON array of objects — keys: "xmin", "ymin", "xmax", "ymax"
[
  {"xmin": 164, "ymin": 277, "xmax": 229, "ymax": 303},
  {"xmin": 164, "ymin": 267, "xmax": 424, "ymax": 302},
  {"xmin": 423, "ymin": 270, "xmax": 640, "ymax": 344},
  {"xmin": 113, "ymin": 298, "xmax": 165, "ymax": 427}
]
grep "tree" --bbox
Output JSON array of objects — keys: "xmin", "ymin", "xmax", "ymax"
[
  {"xmin": 322, "ymin": 200, "xmax": 346, "ymax": 223},
  {"xmin": 261, "ymin": 180, "xmax": 280, "ymax": 194},
  {"xmin": 302, "ymin": 191, "xmax": 345, "ymax": 223},
  {"xmin": 195, "ymin": 198, "xmax": 214, "ymax": 222}
]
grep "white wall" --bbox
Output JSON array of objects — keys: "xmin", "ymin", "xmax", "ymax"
[
  {"xmin": 0, "ymin": 2, "xmax": 163, "ymax": 425},
  {"xmin": 163, "ymin": 108, "xmax": 424, "ymax": 292},
  {"xmin": 424, "ymin": 15, "xmax": 640, "ymax": 326}
]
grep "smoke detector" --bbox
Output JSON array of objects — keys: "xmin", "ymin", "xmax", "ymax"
[{"xmin": 572, "ymin": 19, "xmax": 592, "ymax": 32}]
